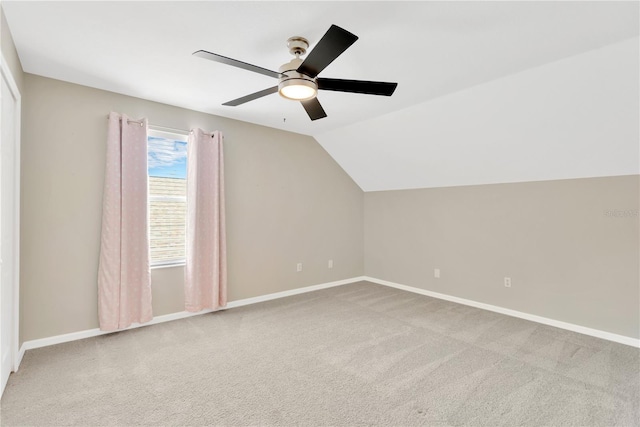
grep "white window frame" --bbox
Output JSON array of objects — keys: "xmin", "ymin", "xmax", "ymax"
[{"xmin": 147, "ymin": 128, "xmax": 188, "ymax": 269}]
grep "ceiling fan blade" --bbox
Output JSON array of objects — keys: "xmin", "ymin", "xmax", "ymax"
[
  {"xmin": 317, "ymin": 78, "xmax": 398, "ymax": 96},
  {"xmin": 193, "ymin": 50, "xmax": 283, "ymax": 79},
  {"xmin": 301, "ymin": 98, "xmax": 327, "ymax": 121},
  {"xmin": 222, "ymin": 86, "xmax": 278, "ymax": 106},
  {"xmin": 296, "ymin": 25, "xmax": 358, "ymax": 78}
]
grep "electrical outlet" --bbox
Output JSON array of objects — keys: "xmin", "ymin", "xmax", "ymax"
[
  {"xmin": 434, "ymin": 268, "xmax": 440, "ymax": 278},
  {"xmin": 297, "ymin": 263, "xmax": 303, "ymax": 272},
  {"xmin": 504, "ymin": 277, "xmax": 512, "ymax": 288},
  {"xmin": 328, "ymin": 259, "xmax": 333, "ymax": 269}
]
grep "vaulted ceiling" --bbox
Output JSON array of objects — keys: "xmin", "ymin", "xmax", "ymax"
[{"xmin": 4, "ymin": 1, "xmax": 639, "ymax": 191}]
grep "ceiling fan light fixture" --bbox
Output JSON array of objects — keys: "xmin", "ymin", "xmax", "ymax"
[{"xmin": 278, "ymin": 78, "xmax": 317, "ymax": 101}]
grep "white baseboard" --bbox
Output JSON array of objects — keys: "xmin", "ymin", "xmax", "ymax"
[
  {"xmin": 17, "ymin": 274, "xmax": 637, "ymax": 368},
  {"xmin": 226, "ymin": 276, "xmax": 365, "ymax": 309},
  {"xmin": 17, "ymin": 276, "xmax": 367, "ymax": 361},
  {"xmin": 15, "ymin": 345, "xmax": 25, "ymax": 372},
  {"xmin": 363, "ymin": 276, "xmax": 640, "ymax": 348}
]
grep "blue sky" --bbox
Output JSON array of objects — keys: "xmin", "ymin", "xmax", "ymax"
[{"xmin": 147, "ymin": 136, "xmax": 187, "ymax": 179}]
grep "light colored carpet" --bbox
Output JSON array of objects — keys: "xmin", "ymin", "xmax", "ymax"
[{"xmin": 1, "ymin": 281, "xmax": 638, "ymax": 426}]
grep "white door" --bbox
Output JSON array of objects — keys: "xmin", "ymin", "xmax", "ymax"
[{"xmin": 0, "ymin": 57, "xmax": 21, "ymax": 398}]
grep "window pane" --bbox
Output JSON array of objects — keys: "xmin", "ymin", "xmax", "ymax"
[
  {"xmin": 148, "ymin": 133, "xmax": 188, "ymax": 265},
  {"xmin": 149, "ymin": 196, "xmax": 186, "ymax": 263},
  {"xmin": 149, "ymin": 176, "xmax": 187, "ymax": 198},
  {"xmin": 148, "ymin": 136, "xmax": 187, "ymax": 179}
]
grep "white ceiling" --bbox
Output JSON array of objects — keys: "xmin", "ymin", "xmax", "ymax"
[
  {"xmin": 3, "ymin": 1, "xmax": 639, "ymax": 191},
  {"xmin": 3, "ymin": 1, "xmax": 638, "ymax": 137},
  {"xmin": 316, "ymin": 37, "xmax": 639, "ymax": 191}
]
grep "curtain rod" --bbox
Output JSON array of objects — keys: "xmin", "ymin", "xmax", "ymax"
[
  {"xmin": 106, "ymin": 116, "xmax": 215, "ymax": 136},
  {"xmin": 109, "ymin": 117, "xmax": 144, "ymax": 126}
]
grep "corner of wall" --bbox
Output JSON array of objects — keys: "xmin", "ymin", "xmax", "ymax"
[{"xmin": 1, "ymin": 6, "xmax": 25, "ymax": 94}]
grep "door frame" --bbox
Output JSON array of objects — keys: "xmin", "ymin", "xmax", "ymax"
[{"xmin": 0, "ymin": 52, "xmax": 22, "ymax": 379}]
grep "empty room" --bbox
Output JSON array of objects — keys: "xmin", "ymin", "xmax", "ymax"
[{"xmin": 0, "ymin": 1, "xmax": 638, "ymax": 426}]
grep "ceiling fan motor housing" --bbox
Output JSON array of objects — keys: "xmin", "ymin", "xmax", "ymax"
[
  {"xmin": 287, "ymin": 36, "xmax": 309, "ymax": 56},
  {"xmin": 278, "ymin": 57, "xmax": 318, "ymax": 100}
]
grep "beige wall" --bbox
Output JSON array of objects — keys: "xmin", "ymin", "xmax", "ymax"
[
  {"xmin": 17, "ymin": 72, "xmax": 639, "ymax": 343},
  {"xmin": 20, "ymin": 74, "xmax": 364, "ymax": 343},
  {"xmin": 365, "ymin": 175, "xmax": 640, "ymax": 339}
]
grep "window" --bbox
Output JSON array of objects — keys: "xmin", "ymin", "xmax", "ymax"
[{"xmin": 147, "ymin": 129, "xmax": 188, "ymax": 267}]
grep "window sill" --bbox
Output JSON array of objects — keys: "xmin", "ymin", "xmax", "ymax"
[{"xmin": 151, "ymin": 262, "xmax": 186, "ymax": 270}]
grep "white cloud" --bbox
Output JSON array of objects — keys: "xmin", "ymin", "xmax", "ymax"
[{"xmin": 148, "ymin": 137, "xmax": 187, "ymax": 169}]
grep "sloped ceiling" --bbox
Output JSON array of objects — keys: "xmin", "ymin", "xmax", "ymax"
[
  {"xmin": 316, "ymin": 37, "xmax": 640, "ymax": 191},
  {"xmin": 3, "ymin": 1, "xmax": 639, "ymax": 191}
]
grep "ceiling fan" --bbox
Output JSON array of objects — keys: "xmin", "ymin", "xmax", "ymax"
[{"xmin": 193, "ymin": 25, "xmax": 398, "ymax": 121}]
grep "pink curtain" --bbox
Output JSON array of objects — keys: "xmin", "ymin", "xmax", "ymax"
[
  {"xmin": 185, "ymin": 128, "xmax": 227, "ymax": 312},
  {"xmin": 98, "ymin": 112, "xmax": 153, "ymax": 331}
]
